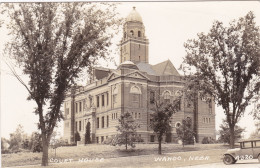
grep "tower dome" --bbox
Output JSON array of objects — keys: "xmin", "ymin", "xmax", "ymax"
[{"xmin": 126, "ymin": 7, "xmax": 143, "ymax": 23}]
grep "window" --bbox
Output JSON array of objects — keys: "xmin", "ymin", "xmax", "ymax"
[
  {"xmin": 97, "ymin": 96, "xmax": 100, "ymax": 107},
  {"xmin": 135, "ymin": 112, "xmax": 137, "ymax": 119},
  {"xmin": 65, "ymin": 108, "xmax": 70, "ymax": 115},
  {"xmin": 139, "ymin": 44, "xmax": 140, "ymax": 49},
  {"xmin": 75, "ymin": 103, "xmax": 78, "ymax": 113},
  {"xmin": 254, "ymin": 141, "xmax": 260, "ymax": 147},
  {"xmin": 107, "ymin": 115, "xmax": 109, "ymax": 127},
  {"xmin": 177, "ymin": 100, "xmax": 181, "ymax": 111},
  {"xmin": 124, "ymin": 32, "xmax": 127, "ymax": 38},
  {"xmin": 139, "ymin": 56, "xmax": 140, "ymax": 61},
  {"xmin": 163, "ymin": 91, "xmax": 171, "ymax": 104},
  {"xmin": 209, "ymin": 118, "xmax": 211, "ymax": 123},
  {"xmin": 209, "ymin": 99, "xmax": 212, "ymax": 114},
  {"xmin": 150, "ymin": 135, "xmax": 155, "ymax": 142},
  {"xmin": 175, "ymin": 122, "xmax": 181, "ymax": 128},
  {"xmin": 150, "ymin": 91, "xmax": 155, "ymax": 104},
  {"xmin": 107, "ymin": 93, "xmax": 109, "ymax": 105},
  {"xmin": 139, "ymin": 113, "xmax": 141, "ymax": 119},
  {"xmin": 130, "ymin": 30, "xmax": 134, "ymax": 36},
  {"xmin": 96, "ymin": 137, "xmax": 99, "ymax": 143},
  {"xmin": 138, "ymin": 31, "xmax": 141, "ymax": 37},
  {"xmin": 89, "ymin": 96, "xmax": 93, "ymax": 107},
  {"xmin": 102, "ymin": 95, "xmax": 105, "ymax": 106},
  {"xmin": 97, "ymin": 117, "xmax": 99, "ymax": 128},
  {"xmin": 102, "ymin": 116, "xmax": 104, "ymax": 128},
  {"xmin": 112, "ymin": 113, "xmax": 113, "ymax": 119},
  {"xmin": 75, "ymin": 121, "xmax": 78, "ymax": 131},
  {"xmin": 116, "ymin": 113, "xmax": 117, "ymax": 119},
  {"xmin": 242, "ymin": 142, "xmax": 252, "ymax": 148},
  {"xmin": 130, "ymin": 86, "xmax": 141, "ymax": 108},
  {"xmin": 101, "ymin": 136, "xmax": 104, "ymax": 143},
  {"xmin": 79, "ymin": 102, "xmax": 82, "ymax": 112},
  {"xmin": 79, "ymin": 121, "xmax": 81, "ymax": 131}
]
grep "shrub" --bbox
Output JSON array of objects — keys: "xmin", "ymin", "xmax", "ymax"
[{"xmin": 201, "ymin": 137, "xmax": 215, "ymax": 144}]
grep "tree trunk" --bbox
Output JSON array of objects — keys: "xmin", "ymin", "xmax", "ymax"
[
  {"xmin": 229, "ymin": 125, "xmax": 235, "ymax": 149},
  {"xmin": 125, "ymin": 134, "xmax": 128, "ymax": 150},
  {"xmin": 41, "ymin": 138, "xmax": 49, "ymax": 166},
  {"xmin": 158, "ymin": 139, "xmax": 162, "ymax": 154}
]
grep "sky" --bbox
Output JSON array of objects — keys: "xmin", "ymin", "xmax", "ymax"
[{"xmin": 1, "ymin": 1, "xmax": 260, "ymax": 139}]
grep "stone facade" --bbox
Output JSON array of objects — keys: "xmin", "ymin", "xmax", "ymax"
[{"xmin": 63, "ymin": 7, "xmax": 215, "ymax": 144}]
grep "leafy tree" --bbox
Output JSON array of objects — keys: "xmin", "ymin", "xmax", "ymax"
[
  {"xmin": 4, "ymin": 3, "xmax": 120, "ymax": 166},
  {"xmin": 181, "ymin": 12, "xmax": 260, "ymax": 148},
  {"xmin": 85, "ymin": 122, "xmax": 91, "ymax": 144},
  {"xmin": 75, "ymin": 131, "xmax": 81, "ymax": 143},
  {"xmin": 8, "ymin": 124, "xmax": 24, "ymax": 152},
  {"xmin": 218, "ymin": 120, "xmax": 245, "ymax": 144},
  {"xmin": 30, "ymin": 132, "xmax": 43, "ymax": 153},
  {"xmin": 115, "ymin": 111, "xmax": 139, "ymax": 150},
  {"xmin": 150, "ymin": 99, "xmax": 180, "ymax": 154},
  {"xmin": 176, "ymin": 117, "xmax": 195, "ymax": 147},
  {"xmin": 250, "ymin": 121, "xmax": 260, "ymax": 138},
  {"xmin": 1, "ymin": 138, "xmax": 10, "ymax": 154}
]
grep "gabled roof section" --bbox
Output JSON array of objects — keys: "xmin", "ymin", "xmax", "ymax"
[
  {"xmin": 136, "ymin": 62, "xmax": 156, "ymax": 75},
  {"xmin": 125, "ymin": 70, "xmax": 150, "ymax": 80},
  {"xmin": 107, "ymin": 71, "xmax": 121, "ymax": 82},
  {"xmin": 152, "ymin": 60, "xmax": 180, "ymax": 76}
]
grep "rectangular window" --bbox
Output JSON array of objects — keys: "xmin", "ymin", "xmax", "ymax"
[
  {"xmin": 96, "ymin": 137, "xmax": 99, "ymax": 143},
  {"xmin": 177, "ymin": 100, "xmax": 181, "ymax": 111},
  {"xmin": 150, "ymin": 135, "xmax": 155, "ymax": 142},
  {"xmin": 116, "ymin": 113, "xmax": 117, "ymax": 119},
  {"xmin": 107, "ymin": 93, "xmax": 109, "ymax": 105},
  {"xmin": 242, "ymin": 142, "xmax": 252, "ymax": 148},
  {"xmin": 107, "ymin": 115, "xmax": 109, "ymax": 127},
  {"xmin": 150, "ymin": 91, "xmax": 155, "ymax": 104},
  {"xmin": 101, "ymin": 136, "xmax": 104, "ymax": 143},
  {"xmin": 102, "ymin": 94, "xmax": 105, "ymax": 106},
  {"xmin": 139, "ymin": 113, "xmax": 141, "ymax": 119},
  {"xmin": 97, "ymin": 96, "xmax": 100, "ymax": 107},
  {"xmin": 75, "ymin": 121, "xmax": 78, "ymax": 131},
  {"xmin": 135, "ymin": 112, "xmax": 137, "ymax": 119},
  {"xmin": 113, "ymin": 94, "xmax": 117, "ymax": 104},
  {"xmin": 102, "ymin": 116, "xmax": 104, "ymax": 128},
  {"xmin": 79, "ymin": 121, "xmax": 81, "ymax": 131},
  {"xmin": 79, "ymin": 102, "xmax": 82, "ymax": 112},
  {"xmin": 97, "ymin": 118, "xmax": 99, "ymax": 128},
  {"xmin": 65, "ymin": 108, "xmax": 70, "ymax": 115},
  {"xmin": 75, "ymin": 103, "xmax": 78, "ymax": 113}
]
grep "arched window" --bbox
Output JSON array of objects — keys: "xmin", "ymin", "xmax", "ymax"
[
  {"xmin": 130, "ymin": 30, "xmax": 134, "ymax": 36},
  {"xmin": 163, "ymin": 91, "xmax": 171, "ymax": 104},
  {"xmin": 130, "ymin": 86, "xmax": 141, "ymax": 107},
  {"xmin": 175, "ymin": 122, "xmax": 181, "ymax": 128},
  {"xmin": 138, "ymin": 31, "xmax": 141, "ymax": 37}
]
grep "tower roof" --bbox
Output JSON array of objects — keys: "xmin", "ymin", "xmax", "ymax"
[{"xmin": 126, "ymin": 7, "xmax": 143, "ymax": 23}]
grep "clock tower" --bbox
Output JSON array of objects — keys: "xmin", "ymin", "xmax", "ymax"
[{"xmin": 120, "ymin": 7, "xmax": 149, "ymax": 64}]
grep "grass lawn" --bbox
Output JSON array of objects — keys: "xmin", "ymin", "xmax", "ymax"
[{"xmin": 2, "ymin": 143, "xmax": 229, "ymax": 167}]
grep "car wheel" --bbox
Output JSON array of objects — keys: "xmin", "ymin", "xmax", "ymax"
[{"xmin": 223, "ymin": 155, "xmax": 234, "ymax": 165}]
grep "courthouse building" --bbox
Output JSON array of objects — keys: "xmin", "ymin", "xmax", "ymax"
[{"xmin": 63, "ymin": 7, "xmax": 215, "ymax": 144}]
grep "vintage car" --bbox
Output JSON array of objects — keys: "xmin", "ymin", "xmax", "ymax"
[{"xmin": 223, "ymin": 138, "xmax": 260, "ymax": 164}]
